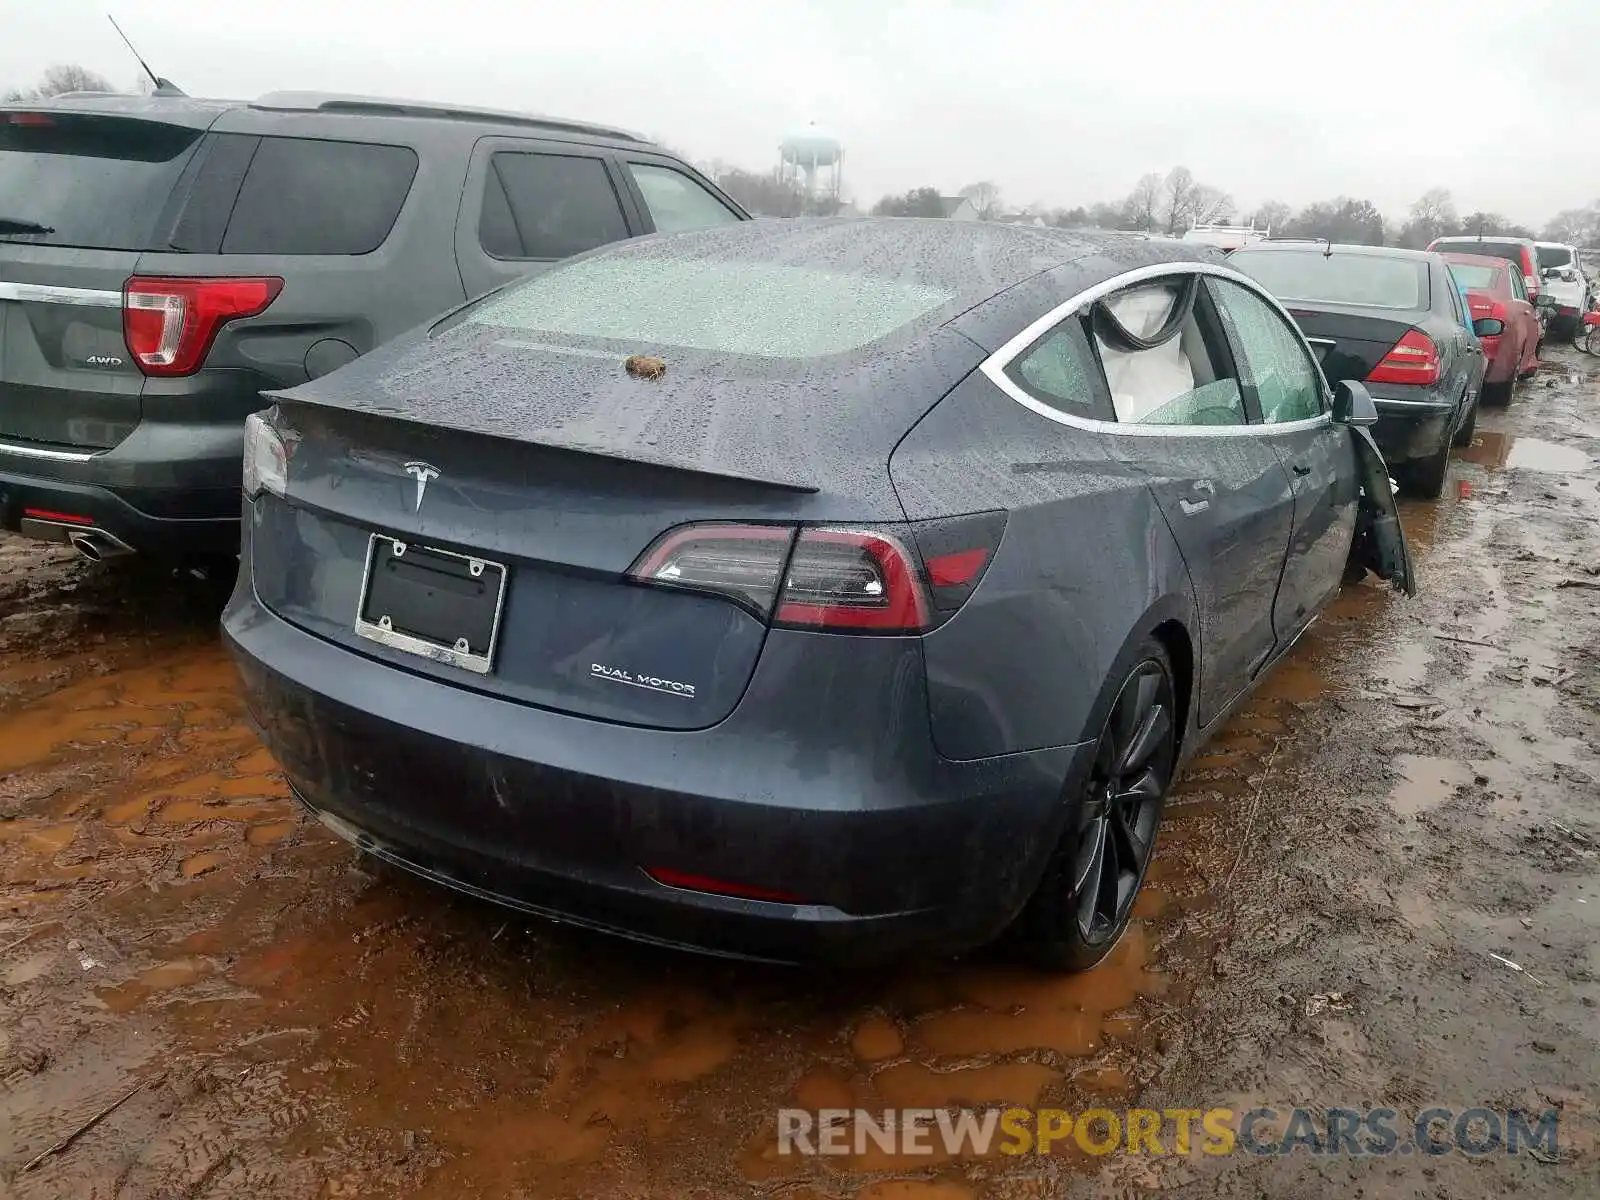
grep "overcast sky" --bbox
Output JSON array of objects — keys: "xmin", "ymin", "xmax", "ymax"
[{"xmin": 4, "ymin": 0, "xmax": 1594, "ymax": 224}]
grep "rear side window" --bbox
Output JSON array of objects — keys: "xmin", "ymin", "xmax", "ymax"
[
  {"xmin": 1007, "ymin": 319, "xmax": 1107, "ymax": 421},
  {"xmin": 627, "ymin": 163, "xmax": 740, "ymax": 233},
  {"xmin": 478, "ymin": 152, "xmax": 630, "ymax": 260},
  {"xmin": 0, "ymin": 113, "xmax": 201, "ymax": 251},
  {"xmin": 221, "ymin": 137, "xmax": 418, "ymax": 255}
]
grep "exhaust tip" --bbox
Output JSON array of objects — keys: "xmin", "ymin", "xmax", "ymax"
[{"xmin": 67, "ymin": 531, "xmax": 105, "ymax": 562}]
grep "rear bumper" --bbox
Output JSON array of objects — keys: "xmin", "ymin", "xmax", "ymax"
[
  {"xmin": 1369, "ymin": 393, "xmax": 1456, "ymax": 463},
  {"xmin": 0, "ymin": 417, "xmax": 246, "ymax": 556},
  {"xmin": 222, "ymin": 567, "xmax": 1088, "ymax": 965},
  {"xmin": 0, "ymin": 368, "xmax": 274, "ymax": 556}
]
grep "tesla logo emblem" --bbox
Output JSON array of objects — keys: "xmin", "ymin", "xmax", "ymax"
[{"xmin": 403, "ymin": 461, "xmax": 440, "ymax": 511}]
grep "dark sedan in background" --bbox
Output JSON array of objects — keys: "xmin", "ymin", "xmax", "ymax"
[
  {"xmin": 224, "ymin": 220, "xmax": 1414, "ymax": 970},
  {"xmin": 1229, "ymin": 243, "xmax": 1487, "ymax": 498}
]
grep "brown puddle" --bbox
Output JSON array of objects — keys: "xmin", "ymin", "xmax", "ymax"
[{"xmin": 1390, "ymin": 754, "xmax": 1476, "ymax": 819}]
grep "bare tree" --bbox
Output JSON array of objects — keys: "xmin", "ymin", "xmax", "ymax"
[
  {"xmin": 1161, "ymin": 167, "xmax": 1200, "ymax": 234},
  {"xmin": 1542, "ymin": 203, "xmax": 1600, "ymax": 246},
  {"xmin": 957, "ymin": 180, "xmax": 1003, "ymax": 220},
  {"xmin": 1126, "ymin": 173, "xmax": 1163, "ymax": 232},
  {"xmin": 5, "ymin": 63, "xmax": 117, "ymax": 101},
  {"xmin": 1397, "ymin": 187, "xmax": 1458, "ymax": 248},
  {"xmin": 1249, "ymin": 199, "xmax": 1292, "ymax": 232}
]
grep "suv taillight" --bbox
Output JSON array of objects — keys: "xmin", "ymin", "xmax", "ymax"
[
  {"xmin": 627, "ymin": 514, "xmax": 1005, "ymax": 634},
  {"xmin": 1367, "ymin": 329, "xmax": 1441, "ymax": 387},
  {"xmin": 123, "ymin": 276, "xmax": 283, "ymax": 377}
]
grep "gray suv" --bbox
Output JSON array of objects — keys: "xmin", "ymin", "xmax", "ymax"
[{"xmin": 0, "ymin": 90, "xmax": 748, "ymax": 562}]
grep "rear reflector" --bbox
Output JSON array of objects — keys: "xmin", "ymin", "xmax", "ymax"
[
  {"xmin": 644, "ymin": 867, "xmax": 804, "ymax": 904},
  {"xmin": 23, "ymin": 507, "xmax": 94, "ymax": 525},
  {"xmin": 1367, "ymin": 329, "xmax": 1441, "ymax": 387},
  {"xmin": 123, "ymin": 276, "xmax": 283, "ymax": 377}
]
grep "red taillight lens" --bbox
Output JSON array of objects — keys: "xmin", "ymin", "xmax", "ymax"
[
  {"xmin": 775, "ymin": 527, "xmax": 929, "ymax": 633},
  {"xmin": 123, "ymin": 276, "xmax": 283, "ymax": 377},
  {"xmin": 1367, "ymin": 328, "xmax": 1441, "ymax": 387},
  {"xmin": 628, "ymin": 513, "xmax": 1006, "ymax": 634},
  {"xmin": 6, "ymin": 112, "xmax": 55, "ymax": 126},
  {"xmin": 629, "ymin": 523, "xmax": 796, "ymax": 617}
]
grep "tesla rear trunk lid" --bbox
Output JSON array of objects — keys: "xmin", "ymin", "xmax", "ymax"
[
  {"xmin": 252, "ymin": 320, "xmax": 984, "ymax": 731},
  {"xmin": 0, "ymin": 109, "xmax": 210, "ymax": 450}
]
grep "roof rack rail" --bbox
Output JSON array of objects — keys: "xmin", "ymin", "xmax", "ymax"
[{"xmin": 249, "ymin": 91, "xmax": 650, "ymax": 143}]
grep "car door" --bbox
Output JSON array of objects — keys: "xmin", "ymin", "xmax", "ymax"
[
  {"xmin": 1440, "ymin": 262, "xmax": 1486, "ymax": 407},
  {"xmin": 1505, "ymin": 268, "xmax": 1539, "ymax": 371},
  {"xmin": 1080, "ymin": 272, "xmax": 1297, "ymax": 726},
  {"xmin": 454, "ymin": 138, "xmax": 643, "ymax": 300},
  {"xmin": 1208, "ymin": 276, "xmax": 1357, "ymax": 635}
]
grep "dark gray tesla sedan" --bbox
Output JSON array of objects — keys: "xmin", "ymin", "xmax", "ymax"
[{"xmin": 224, "ymin": 219, "xmax": 1415, "ymax": 970}]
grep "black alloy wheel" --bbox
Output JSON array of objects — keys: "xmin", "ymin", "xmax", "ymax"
[{"xmin": 1008, "ymin": 640, "xmax": 1178, "ymax": 971}]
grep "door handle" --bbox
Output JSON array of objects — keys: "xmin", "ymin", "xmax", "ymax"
[
  {"xmin": 1292, "ymin": 463, "xmax": 1312, "ymax": 476},
  {"xmin": 1178, "ymin": 498, "xmax": 1210, "ymax": 516}
]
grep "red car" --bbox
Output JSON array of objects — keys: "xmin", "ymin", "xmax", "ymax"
[{"xmin": 1442, "ymin": 252, "xmax": 1540, "ymax": 404}]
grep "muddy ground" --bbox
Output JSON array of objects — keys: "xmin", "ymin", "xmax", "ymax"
[{"xmin": 1, "ymin": 351, "xmax": 1596, "ymax": 1200}]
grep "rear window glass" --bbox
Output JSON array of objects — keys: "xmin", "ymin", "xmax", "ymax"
[
  {"xmin": 479, "ymin": 152, "xmax": 630, "ymax": 260},
  {"xmin": 1536, "ymin": 245, "xmax": 1572, "ymax": 269},
  {"xmin": 1229, "ymin": 250, "xmax": 1427, "ymax": 310},
  {"xmin": 1448, "ymin": 264, "xmax": 1499, "ymax": 289},
  {"xmin": 0, "ymin": 114, "xmax": 201, "ymax": 251},
  {"xmin": 466, "ymin": 254, "xmax": 952, "ymax": 358},
  {"xmin": 1435, "ymin": 239, "xmax": 1525, "ymax": 267},
  {"xmin": 222, "ymin": 137, "xmax": 417, "ymax": 255}
]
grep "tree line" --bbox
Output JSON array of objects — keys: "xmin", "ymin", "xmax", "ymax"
[{"xmin": 10, "ymin": 62, "xmax": 1597, "ymax": 248}]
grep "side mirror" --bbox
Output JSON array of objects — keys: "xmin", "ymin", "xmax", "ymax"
[
  {"xmin": 1331, "ymin": 379, "xmax": 1379, "ymax": 427},
  {"xmin": 1473, "ymin": 317, "xmax": 1505, "ymax": 337},
  {"xmin": 1541, "ymin": 266, "xmax": 1556, "ymax": 278}
]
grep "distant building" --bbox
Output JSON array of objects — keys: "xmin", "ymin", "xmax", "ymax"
[{"xmin": 939, "ymin": 196, "xmax": 979, "ymax": 221}]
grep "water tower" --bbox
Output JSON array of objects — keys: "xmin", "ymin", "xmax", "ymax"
[{"xmin": 779, "ymin": 123, "xmax": 843, "ymax": 203}]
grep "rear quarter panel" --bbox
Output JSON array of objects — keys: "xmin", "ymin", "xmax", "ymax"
[{"xmin": 890, "ymin": 372, "xmax": 1196, "ymax": 761}]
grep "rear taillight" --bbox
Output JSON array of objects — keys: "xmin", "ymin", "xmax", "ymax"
[
  {"xmin": 1367, "ymin": 329, "xmax": 1441, "ymax": 387},
  {"xmin": 775, "ymin": 527, "xmax": 929, "ymax": 632},
  {"xmin": 123, "ymin": 276, "xmax": 282, "ymax": 377},
  {"xmin": 629, "ymin": 523, "xmax": 796, "ymax": 618},
  {"xmin": 627, "ymin": 512, "xmax": 1006, "ymax": 634}
]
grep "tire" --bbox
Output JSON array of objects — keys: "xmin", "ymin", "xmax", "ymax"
[
  {"xmin": 1452, "ymin": 394, "xmax": 1477, "ymax": 447},
  {"xmin": 1482, "ymin": 378, "xmax": 1513, "ymax": 406},
  {"xmin": 1550, "ymin": 315, "xmax": 1578, "ymax": 343},
  {"xmin": 1006, "ymin": 639, "xmax": 1178, "ymax": 972},
  {"xmin": 1401, "ymin": 437, "xmax": 1451, "ymax": 499}
]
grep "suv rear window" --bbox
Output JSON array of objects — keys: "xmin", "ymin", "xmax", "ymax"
[
  {"xmin": 1536, "ymin": 245, "xmax": 1573, "ymax": 270},
  {"xmin": 1229, "ymin": 249, "xmax": 1427, "ymax": 310},
  {"xmin": 478, "ymin": 152, "xmax": 630, "ymax": 260},
  {"xmin": 221, "ymin": 137, "xmax": 418, "ymax": 255},
  {"xmin": 0, "ymin": 114, "xmax": 202, "ymax": 251}
]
